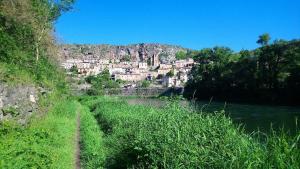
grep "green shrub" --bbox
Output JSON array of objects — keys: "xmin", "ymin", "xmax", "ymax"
[
  {"xmin": 166, "ymin": 69, "xmax": 175, "ymax": 77},
  {"xmin": 141, "ymin": 80, "xmax": 151, "ymax": 88},
  {"xmin": 175, "ymin": 51, "xmax": 188, "ymax": 60},
  {"xmin": 85, "ymin": 70, "xmax": 120, "ymax": 96},
  {"xmin": 70, "ymin": 65, "xmax": 78, "ymax": 74},
  {"xmin": 2, "ymin": 107, "xmax": 19, "ymax": 117}
]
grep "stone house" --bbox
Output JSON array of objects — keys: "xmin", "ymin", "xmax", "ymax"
[
  {"xmin": 61, "ymin": 59, "xmax": 82, "ymax": 70},
  {"xmin": 158, "ymin": 68, "xmax": 172, "ymax": 76},
  {"xmin": 138, "ymin": 62, "xmax": 148, "ymax": 69},
  {"xmin": 98, "ymin": 59, "xmax": 110, "ymax": 64},
  {"xmin": 115, "ymin": 73, "xmax": 145, "ymax": 82},
  {"xmin": 175, "ymin": 58, "xmax": 194, "ymax": 69},
  {"xmin": 162, "ymin": 76, "xmax": 181, "ymax": 87},
  {"xmin": 110, "ymin": 67, "xmax": 126, "ymax": 75},
  {"xmin": 159, "ymin": 63, "xmax": 173, "ymax": 69},
  {"xmin": 150, "ymin": 54, "xmax": 160, "ymax": 68}
]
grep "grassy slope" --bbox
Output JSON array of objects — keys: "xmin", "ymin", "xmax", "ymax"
[
  {"xmin": 0, "ymin": 1, "xmax": 83, "ymax": 168},
  {"xmin": 0, "ymin": 63, "xmax": 33, "ymax": 85},
  {"xmin": 80, "ymin": 96, "xmax": 300, "ymax": 169},
  {"xmin": 0, "ymin": 100, "xmax": 79, "ymax": 169}
]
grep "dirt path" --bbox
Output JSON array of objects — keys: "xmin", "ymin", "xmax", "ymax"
[{"xmin": 75, "ymin": 113, "xmax": 81, "ymax": 169}]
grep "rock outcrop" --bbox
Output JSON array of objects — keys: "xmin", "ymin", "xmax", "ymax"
[
  {"xmin": 0, "ymin": 83, "xmax": 38, "ymax": 124},
  {"xmin": 59, "ymin": 43, "xmax": 187, "ymax": 63}
]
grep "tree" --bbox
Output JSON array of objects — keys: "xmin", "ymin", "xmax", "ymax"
[
  {"xmin": 86, "ymin": 69, "xmax": 120, "ymax": 95},
  {"xmin": 184, "ymin": 39, "xmax": 300, "ymax": 105},
  {"xmin": 49, "ymin": 0, "xmax": 76, "ymax": 20},
  {"xmin": 141, "ymin": 80, "xmax": 151, "ymax": 88},
  {"xmin": 32, "ymin": 0, "xmax": 76, "ymax": 62},
  {"xmin": 70, "ymin": 65, "xmax": 78, "ymax": 74},
  {"xmin": 176, "ymin": 51, "xmax": 187, "ymax": 60},
  {"xmin": 166, "ymin": 69, "xmax": 175, "ymax": 77},
  {"xmin": 232, "ymin": 50, "xmax": 257, "ymax": 90},
  {"xmin": 186, "ymin": 50, "xmax": 200, "ymax": 59},
  {"xmin": 121, "ymin": 55, "xmax": 131, "ymax": 62},
  {"xmin": 257, "ymin": 33, "xmax": 271, "ymax": 46},
  {"xmin": 0, "ymin": 0, "xmax": 76, "ymax": 82}
]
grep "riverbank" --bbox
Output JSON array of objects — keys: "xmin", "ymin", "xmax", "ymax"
[{"xmin": 79, "ymin": 96, "xmax": 300, "ymax": 168}]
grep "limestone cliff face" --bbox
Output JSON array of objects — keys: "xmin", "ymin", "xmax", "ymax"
[{"xmin": 59, "ymin": 43, "xmax": 187, "ymax": 63}]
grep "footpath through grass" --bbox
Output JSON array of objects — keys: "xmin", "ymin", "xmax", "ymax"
[
  {"xmin": 1, "ymin": 95, "xmax": 299, "ymax": 168},
  {"xmin": 79, "ymin": 103, "xmax": 106, "ymax": 169},
  {"xmin": 79, "ymin": 96, "xmax": 300, "ymax": 169}
]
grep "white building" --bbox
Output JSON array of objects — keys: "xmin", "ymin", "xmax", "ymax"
[
  {"xmin": 110, "ymin": 68, "xmax": 126, "ymax": 75},
  {"xmin": 175, "ymin": 58, "xmax": 194, "ymax": 69},
  {"xmin": 159, "ymin": 63, "xmax": 173, "ymax": 69},
  {"xmin": 61, "ymin": 59, "xmax": 82, "ymax": 69},
  {"xmin": 98, "ymin": 59, "xmax": 110, "ymax": 65},
  {"xmin": 138, "ymin": 62, "xmax": 148, "ymax": 69},
  {"xmin": 115, "ymin": 73, "xmax": 145, "ymax": 82},
  {"xmin": 162, "ymin": 76, "xmax": 181, "ymax": 87}
]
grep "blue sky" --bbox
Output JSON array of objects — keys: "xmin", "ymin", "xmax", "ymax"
[{"xmin": 55, "ymin": 0, "xmax": 300, "ymax": 51}]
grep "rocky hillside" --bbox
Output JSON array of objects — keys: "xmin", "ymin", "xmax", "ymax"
[{"xmin": 59, "ymin": 43, "xmax": 188, "ymax": 63}]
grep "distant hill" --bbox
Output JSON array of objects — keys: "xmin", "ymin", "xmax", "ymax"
[{"xmin": 59, "ymin": 43, "xmax": 189, "ymax": 63}]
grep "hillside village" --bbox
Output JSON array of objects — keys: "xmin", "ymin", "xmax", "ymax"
[{"xmin": 60, "ymin": 44, "xmax": 195, "ymax": 88}]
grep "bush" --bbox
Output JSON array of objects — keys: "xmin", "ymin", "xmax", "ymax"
[
  {"xmin": 70, "ymin": 65, "xmax": 78, "ymax": 74},
  {"xmin": 166, "ymin": 69, "xmax": 175, "ymax": 77},
  {"xmin": 141, "ymin": 80, "xmax": 150, "ymax": 88}
]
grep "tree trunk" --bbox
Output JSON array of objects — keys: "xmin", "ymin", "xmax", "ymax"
[{"xmin": 35, "ymin": 42, "xmax": 39, "ymax": 62}]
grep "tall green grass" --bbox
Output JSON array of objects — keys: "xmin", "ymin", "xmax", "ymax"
[
  {"xmin": 79, "ymin": 104, "xmax": 106, "ymax": 169},
  {"xmin": 81, "ymin": 96, "xmax": 300, "ymax": 169},
  {"xmin": 0, "ymin": 100, "xmax": 79, "ymax": 169}
]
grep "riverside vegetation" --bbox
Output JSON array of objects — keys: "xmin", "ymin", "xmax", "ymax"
[
  {"xmin": 184, "ymin": 35, "xmax": 300, "ymax": 105},
  {"xmin": 79, "ymin": 96, "xmax": 300, "ymax": 169},
  {"xmin": 1, "ymin": 0, "xmax": 300, "ymax": 168}
]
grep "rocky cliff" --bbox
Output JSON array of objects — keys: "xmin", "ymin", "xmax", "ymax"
[{"xmin": 59, "ymin": 43, "xmax": 188, "ymax": 63}]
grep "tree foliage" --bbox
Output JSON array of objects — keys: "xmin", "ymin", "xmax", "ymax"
[
  {"xmin": 85, "ymin": 69, "xmax": 120, "ymax": 95},
  {"xmin": 257, "ymin": 33, "xmax": 271, "ymax": 46},
  {"xmin": 0, "ymin": 0, "xmax": 75, "ymax": 85},
  {"xmin": 185, "ymin": 35, "xmax": 300, "ymax": 105},
  {"xmin": 166, "ymin": 69, "xmax": 175, "ymax": 77},
  {"xmin": 141, "ymin": 80, "xmax": 151, "ymax": 88},
  {"xmin": 175, "ymin": 51, "xmax": 187, "ymax": 60}
]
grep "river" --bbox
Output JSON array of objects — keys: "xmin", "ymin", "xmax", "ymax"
[{"xmin": 127, "ymin": 98, "xmax": 300, "ymax": 135}]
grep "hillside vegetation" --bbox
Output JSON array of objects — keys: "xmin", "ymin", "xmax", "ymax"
[
  {"xmin": 0, "ymin": 0, "xmax": 78, "ymax": 168},
  {"xmin": 0, "ymin": 0, "xmax": 73, "ymax": 87}
]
